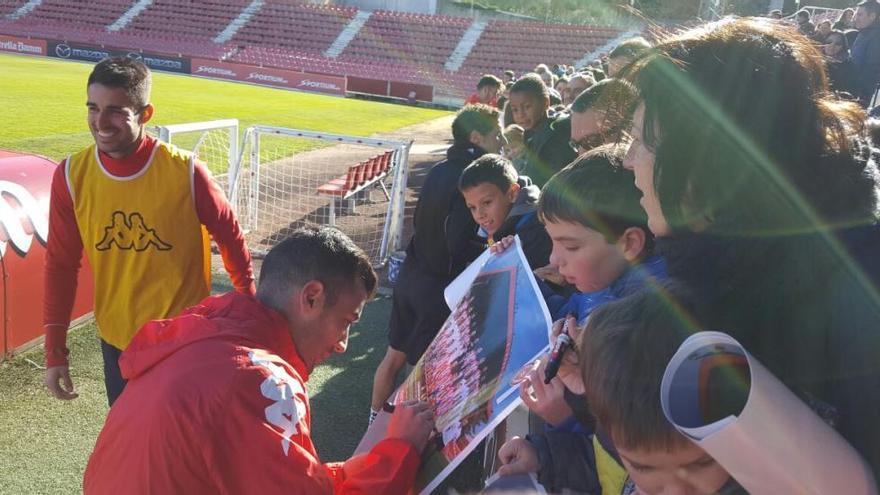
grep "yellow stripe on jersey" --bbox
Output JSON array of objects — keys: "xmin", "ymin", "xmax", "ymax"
[{"xmin": 594, "ymin": 435, "xmax": 629, "ymax": 495}]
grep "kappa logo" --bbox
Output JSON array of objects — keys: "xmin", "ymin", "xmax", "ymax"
[
  {"xmin": 249, "ymin": 351, "xmax": 308, "ymax": 456},
  {"xmin": 0, "ymin": 180, "xmax": 48, "ymax": 259},
  {"xmin": 95, "ymin": 211, "xmax": 172, "ymax": 252},
  {"xmin": 55, "ymin": 43, "xmax": 71, "ymax": 58}
]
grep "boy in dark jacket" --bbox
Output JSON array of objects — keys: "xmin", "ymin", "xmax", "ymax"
[
  {"xmin": 458, "ymin": 154, "xmax": 552, "ymax": 270},
  {"xmin": 507, "ymin": 74, "xmax": 578, "ymax": 187}
]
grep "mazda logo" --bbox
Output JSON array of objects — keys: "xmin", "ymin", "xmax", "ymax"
[
  {"xmin": 55, "ymin": 43, "xmax": 71, "ymax": 58},
  {"xmin": 126, "ymin": 52, "xmax": 142, "ymax": 61}
]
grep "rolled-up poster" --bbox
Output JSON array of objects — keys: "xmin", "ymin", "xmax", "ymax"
[{"xmin": 660, "ymin": 331, "xmax": 877, "ymax": 495}]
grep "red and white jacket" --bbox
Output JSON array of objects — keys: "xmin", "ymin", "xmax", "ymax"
[{"xmin": 83, "ymin": 292, "xmax": 420, "ymax": 494}]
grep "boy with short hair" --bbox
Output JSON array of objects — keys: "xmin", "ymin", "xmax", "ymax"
[
  {"xmin": 507, "ymin": 73, "xmax": 577, "ymax": 187},
  {"xmin": 539, "ymin": 144, "xmax": 664, "ymax": 322},
  {"xmin": 500, "ymin": 145, "xmax": 666, "ymax": 433},
  {"xmin": 466, "ymin": 74, "xmax": 504, "ymax": 107},
  {"xmin": 458, "ymin": 154, "xmax": 551, "ymax": 270},
  {"xmin": 498, "ymin": 284, "xmax": 745, "ymax": 494}
]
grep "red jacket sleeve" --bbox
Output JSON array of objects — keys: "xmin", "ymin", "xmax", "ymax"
[
  {"xmin": 205, "ymin": 362, "xmax": 421, "ymax": 494},
  {"xmin": 43, "ymin": 160, "xmax": 84, "ymax": 367},
  {"xmin": 326, "ymin": 438, "xmax": 421, "ymax": 494},
  {"xmin": 192, "ymin": 161, "xmax": 255, "ymax": 296}
]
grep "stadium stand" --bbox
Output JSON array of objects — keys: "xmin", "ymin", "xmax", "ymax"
[
  {"xmin": 120, "ymin": 0, "xmax": 251, "ymax": 41},
  {"xmin": 0, "ymin": 1, "xmax": 622, "ymax": 100},
  {"xmin": 21, "ymin": 0, "xmax": 132, "ymax": 30},
  {"xmin": 460, "ymin": 20, "xmax": 618, "ymax": 76},
  {"xmin": 1, "ymin": 0, "xmax": 35, "ymax": 18},
  {"xmin": 338, "ymin": 10, "xmax": 470, "ymax": 70},
  {"xmin": 231, "ymin": 2, "xmax": 356, "ymax": 53}
]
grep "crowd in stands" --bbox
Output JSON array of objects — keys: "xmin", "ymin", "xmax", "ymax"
[{"xmin": 372, "ymin": 7, "xmax": 880, "ymax": 494}]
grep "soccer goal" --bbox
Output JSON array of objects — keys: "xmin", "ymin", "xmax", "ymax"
[
  {"xmin": 152, "ymin": 119, "xmax": 412, "ymax": 267},
  {"xmin": 232, "ymin": 125, "xmax": 412, "ymax": 267}
]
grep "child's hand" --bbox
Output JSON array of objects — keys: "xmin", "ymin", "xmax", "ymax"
[
  {"xmin": 497, "ymin": 436, "xmax": 540, "ymax": 476},
  {"xmin": 489, "ymin": 236, "xmax": 515, "ymax": 255},
  {"xmin": 534, "ymin": 264, "xmax": 567, "ymax": 286},
  {"xmin": 549, "ymin": 315, "xmax": 585, "ymax": 395},
  {"xmin": 518, "ymin": 357, "xmax": 574, "ymax": 425}
]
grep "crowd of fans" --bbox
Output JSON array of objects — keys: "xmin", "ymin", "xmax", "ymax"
[{"xmin": 374, "ymin": 6, "xmax": 880, "ymax": 494}]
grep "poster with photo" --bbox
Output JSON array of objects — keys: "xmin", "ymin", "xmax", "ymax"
[{"xmin": 355, "ymin": 236, "xmax": 552, "ymax": 494}]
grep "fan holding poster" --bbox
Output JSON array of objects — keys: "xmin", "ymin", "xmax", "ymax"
[{"xmin": 355, "ymin": 236, "xmax": 551, "ymax": 494}]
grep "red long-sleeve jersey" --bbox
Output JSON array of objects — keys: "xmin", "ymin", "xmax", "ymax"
[{"xmin": 43, "ymin": 135, "xmax": 255, "ymax": 367}]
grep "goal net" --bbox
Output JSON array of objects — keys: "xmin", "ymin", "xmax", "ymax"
[
  {"xmin": 233, "ymin": 126, "xmax": 411, "ymax": 267},
  {"xmin": 150, "ymin": 119, "xmax": 240, "ymax": 198},
  {"xmin": 152, "ymin": 120, "xmax": 411, "ymax": 267}
]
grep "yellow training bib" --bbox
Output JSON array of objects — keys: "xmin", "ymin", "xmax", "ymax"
[{"xmin": 67, "ymin": 141, "xmax": 211, "ymax": 349}]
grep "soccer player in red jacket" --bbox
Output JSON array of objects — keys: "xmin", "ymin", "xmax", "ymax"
[{"xmin": 84, "ymin": 227, "xmax": 434, "ymax": 494}]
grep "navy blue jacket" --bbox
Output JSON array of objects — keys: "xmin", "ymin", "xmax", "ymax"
[{"xmin": 851, "ymin": 23, "xmax": 880, "ymax": 104}]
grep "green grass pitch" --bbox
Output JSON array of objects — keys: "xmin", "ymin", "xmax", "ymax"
[{"xmin": 0, "ymin": 52, "xmax": 448, "ymax": 165}]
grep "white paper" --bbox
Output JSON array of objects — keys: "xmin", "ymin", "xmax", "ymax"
[
  {"xmin": 444, "ymin": 248, "xmax": 492, "ymax": 310},
  {"xmin": 355, "ymin": 236, "xmax": 552, "ymax": 495},
  {"xmin": 661, "ymin": 331, "xmax": 877, "ymax": 495}
]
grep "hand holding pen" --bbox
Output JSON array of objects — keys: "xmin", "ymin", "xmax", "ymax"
[
  {"xmin": 544, "ymin": 316, "xmax": 575, "ymax": 384},
  {"xmin": 547, "ymin": 314, "xmax": 584, "ymax": 394}
]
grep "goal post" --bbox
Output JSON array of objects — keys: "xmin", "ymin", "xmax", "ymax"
[
  {"xmin": 233, "ymin": 125, "xmax": 412, "ymax": 267},
  {"xmin": 152, "ymin": 119, "xmax": 240, "ymax": 197}
]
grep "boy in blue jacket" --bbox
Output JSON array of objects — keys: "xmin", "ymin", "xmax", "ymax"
[{"xmin": 498, "ymin": 144, "xmax": 666, "ymax": 427}]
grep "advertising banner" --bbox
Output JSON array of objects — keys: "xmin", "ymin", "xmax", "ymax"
[
  {"xmin": 47, "ymin": 41, "xmax": 190, "ymax": 74},
  {"xmin": 0, "ymin": 35, "xmax": 46, "ymax": 56},
  {"xmin": 190, "ymin": 58, "xmax": 346, "ymax": 96}
]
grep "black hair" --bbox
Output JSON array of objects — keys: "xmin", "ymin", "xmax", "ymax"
[
  {"xmin": 582, "ymin": 281, "xmax": 708, "ymax": 451},
  {"xmin": 570, "ymin": 78, "xmax": 635, "ymax": 114},
  {"xmin": 458, "ymin": 154, "xmax": 518, "ymax": 193},
  {"xmin": 509, "ymin": 73, "xmax": 549, "ymax": 101},
  {"xmin": 539, "ymin": 144, "xmax": 651, "ymax": 247},
  {"xmin": 451, "ymin": 104, "xmax": 501, "ymax": 144},
  {"xmin": 477, "ymin": 74, "xmax": 503, "ymax": 90},
  {"xmin": 257, "ymin": 226, "xmax": 376, "ymax": 310},
  {"xmin": 87, "ymin": 56, "xmax": 151, "ymax": 109},
  {"xmin": 827, "ymin": 29, "xmax": 851, "ymax": 50},
  {"xmin": 623, "ymin": 17, "xmax": 875, "ymax": 235}
]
